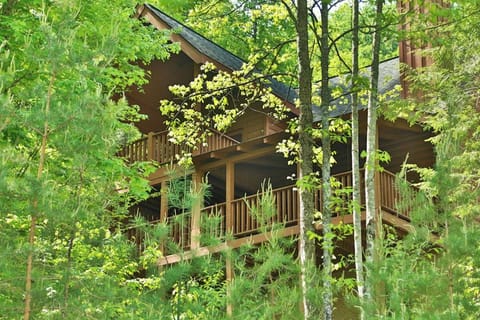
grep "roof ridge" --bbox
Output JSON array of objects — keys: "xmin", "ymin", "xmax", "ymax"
[{"xmin": 143, "ymin": 3, "xmax": 297, "ymax": 106}]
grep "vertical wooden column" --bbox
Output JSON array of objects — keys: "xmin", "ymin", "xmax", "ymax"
[
  {"xmin": 225, "ymin": 161, "xmax": 235, "ymax": 235},
  {"xmin": 159, "ymin": 180, "xmax": 168, "ymax": 259},
  {"xmin": 160, "ymin": 180, "xmax": 168, "ymax": 222},
  {"xmin": 226, "ymin": 252, "xmax": 234, "ymax": 317},
  {"xmin": 225, "ymin": 161, "xmax": 235, "ymax": 317},
  {"xmin": 191, "ymin": 170, "xmax": 204, "ymax": 250}
]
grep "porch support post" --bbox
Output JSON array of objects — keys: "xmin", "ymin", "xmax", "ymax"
[
  {"xmin": 160, "ymin": 180, "xmax": 168, "ymax": 222},
  {"xmin": 225, "ymin": 161, "xmax": 235, "ymax": 317},
  {"xmin": 159, "ymin": 180, "xmax": 169, "ymax": 260},
  {"xmin": 226, "ymin": 161, "xmax": 234, "ymax": 235},
  {"xmin": 226, "ymin": 252, "xmax": 234, "ymax": 317},
  {"xmin": 191, "ymin": 170, "xmax": 204, "ymax": 250}
]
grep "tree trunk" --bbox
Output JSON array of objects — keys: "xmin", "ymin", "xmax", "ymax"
[
  {"xmin": 319, "ymin": 1, "xmax": 333, "ymax": 319},
  {"xmin": 295, "ymin": 0, "xmax": 315, "ymax": 319},
  {"xmin": 24, "ymin": 72, "xmax": 55, "ymax": 320},
  {"xmin": 364, "ymin": 0, "xmax": 384, "ymax": 306},
  {"xmin": 351, "ymin": 0, "xmax": 365, "ymax": 317}
]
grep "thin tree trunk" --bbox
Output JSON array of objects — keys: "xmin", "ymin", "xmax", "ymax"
[
  {"xmin": 364, "ymin": 0, "xmax": 384, "ymax": 305},
  {"xmin": 63, "ymin": 234, "xmax": 75, "ymax": 315},
  {"xmin": 351, "ymin": 0, "xmax": 365, "ymax": 317},
  {"xmin": 319, "ymin": 1, "xmax": 333, "ymax": 319},
  {"xmin": 24, "ymin": 72, "xmax": 55, "ymax": 320},
  {"xmin": 296, "ymin": 0, "xmax": 315, "ymax": 318}
]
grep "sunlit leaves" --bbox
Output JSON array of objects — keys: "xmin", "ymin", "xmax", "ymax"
[{"xmin": 160, "ymin": 61, "xmax": 288, "ymax": 164}]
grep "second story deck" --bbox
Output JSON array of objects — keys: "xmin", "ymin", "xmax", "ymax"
[{"xmin": 118, "ymin": 129, "xmax": 240, "ymax": 164}]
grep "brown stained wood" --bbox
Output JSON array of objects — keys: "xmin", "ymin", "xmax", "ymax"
[
  {"xmin": 226, "ymin": 253, "xmax": 233, "ymax": 316},
  {"xmin": 136, "ymin": 5, "xmax": 296, "ymax": 114},
  {"xmin": 137, "ymin": 7, "xmax": 227, "ymax": 71},
  {"xmin": 226, "ymin": 161, "xmax": 234, "ymax": 234},
  {"xmin": 196, "ymin": 144, "xmax": 277, "ymax": 171},
  {"xmin": 158, "ymin": 212, "xmax": 410, "ymax": 266},
  {"xmin": 147, "ymin": 132, "xmax": 154, "ymax": 161},
  {"xmin": 157, "ymin": 169, "xmax": 415, "ymax": 266},
  {"xmin": 160, "ymin": 181, "xmax": 168, "ymax": 222},
  {"xmin": 158, "ymin": 225, "xmax": 300, "ymax": 265},
  {"xmin": 265, "ymin": 117, "xmax": 287, "ymax": 136},
  {"xmin": 234, "ymin": 145, "xmax": 249, "ymax": 153},
  {"xmin": 148, "ymin": 166, "xmax": 194, "ymax": 186},
  {"xmin": 227, "ymin": 110, "xmax": 265, "ymax": 141},
  {"xmin": 382, "ymin": 211, "xmax": 414, "ymax": 233}
]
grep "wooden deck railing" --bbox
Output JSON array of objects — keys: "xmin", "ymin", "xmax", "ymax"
[
  {"xmin": 127, "ymin": 170, "xmax": 410, "ymax": 252},
  {"xmin": 118, "ymin": 130, "xmax": 239, "ymax": 164},
  {"xmin": 166, "ymin": 213, "xmax": 191, "ymax": 251},
  {"xmin": 200, "ymin": 203, "xmax": 226, "ymax": 245},
  {"xmin": 379, "ymin": 171, "xmax": 414, "ymax": 219}
]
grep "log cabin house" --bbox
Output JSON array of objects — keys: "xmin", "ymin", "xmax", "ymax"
[{"xmin": 120, "ymin": 3, "xmax": 434, "ymax": 312}]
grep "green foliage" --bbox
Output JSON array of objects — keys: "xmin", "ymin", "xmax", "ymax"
[
  {"xmin": 160, "ymin": 61, "xmax": 288, "ymax": 163},
  {"xmin": 321, "ymin": 1, "xmax": 399, "ymax": 77},
  {"xmin": 229, "ymin": 184, "xmax": 310, "ymax": 319},
  {"xmin": 155, "ymin": 1, "xmax": 398, "ymax": 82},
  {"xmin": 155, "ymin": 0, "xmax": 297, "ymax": 83},
  {"xmin": 364, "ymin": 1, "xmax": 480, "ymax": 318},
  {"xmin": 0, "ymin": 0, "xmax": 179, "ymax": 318}
]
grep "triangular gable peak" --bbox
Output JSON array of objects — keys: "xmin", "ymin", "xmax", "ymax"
[{"xmin": 135, "ymin": 3, "xmax": 297, "ymax": 113}]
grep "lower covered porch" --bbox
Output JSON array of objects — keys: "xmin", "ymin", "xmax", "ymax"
[{"xmin": 127, "ymin": 169, "xmax": 414, "ymax": 265}]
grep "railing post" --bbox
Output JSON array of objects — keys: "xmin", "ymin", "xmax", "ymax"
[
  {"xmin": 147, "ymin": 132, "xmax": 154, "ymax": 161},
  {"xmin": 226, "ymin": 252, "xmax": 234, "ymax": 317},
  {"xmin": 191, "ymin": 170, "xmax": 203, "ymax": 250},
  {"xmin": 160, "ymin": 180, "xmax": 168, "ymax": 222},
  {"xmin": 226, "ymin": 161, "xmax": 234, "ymax": 236}
]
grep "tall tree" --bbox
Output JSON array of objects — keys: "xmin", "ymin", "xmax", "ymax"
[
  {"xmin": 375, "ymin": 1, "xmax": 480, "ymax": 318},
  {"xmin": 317, "ymin": 0, "xmax": 334, "ymax": 317},
  {"xmin": 351, "ymin": 0, "xmax": 365, "ymax": 317},
  {"xmin": 0, "ymin": 1, "xmax": 176, "ymax": 318},
  {"xmin": 364, "ymin": 0, "xmax": 384, "ymax": 307},
  {"xmin": 290, "ymin": 0, "xmax": 316, "ymax": 318}
]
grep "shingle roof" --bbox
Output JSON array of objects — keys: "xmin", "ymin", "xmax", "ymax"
[
  {"xmin": 144, "ymin": 4, "xmax": 400, "ymax": 121},
  {"xmin": 313, "ymin": 57, "xmax": 400, "ymax": 122},
  {"xmin": 145, "ymin": 4, "xmax": 297, "ymax": 106}
]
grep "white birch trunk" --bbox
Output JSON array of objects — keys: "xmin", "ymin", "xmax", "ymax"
[
  {"xmin": 364, "ymin": 0, "xmax": 384, "ymax": 304},
  {"xmin": 351, "ymin": 0, "xmax": 365, "ymax": 317}
]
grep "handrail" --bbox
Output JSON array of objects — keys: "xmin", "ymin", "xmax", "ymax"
[
  {"xmin": 127, "ymin": 169, "xmax": 411, "ymax": 252},
  {"xmin": 119, "ymin": 129, "xmax": 239, "ymax": 164},
  {"xmin": 166, "ymin": 212, "xmax": 191, "ymax": 251},
  {"xmin": 207, "ymin": 128, "xmax": 240, "ymax": 144}
]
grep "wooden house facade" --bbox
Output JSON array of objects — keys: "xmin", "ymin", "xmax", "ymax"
[{"xmin": 121, "ymin": 2, "xmax": 434, "ymax": 298}]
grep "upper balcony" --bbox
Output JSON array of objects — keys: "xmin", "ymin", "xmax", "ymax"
[{"xmin": 118, "ymin": 129, "xmax": 240, "ymax": 164}]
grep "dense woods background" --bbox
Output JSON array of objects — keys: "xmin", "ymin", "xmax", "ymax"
[{"xmin": 1, "ymin": 0, "xmax": 480, "ymax": 319}]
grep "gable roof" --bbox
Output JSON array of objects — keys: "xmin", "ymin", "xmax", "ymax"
[
  {"xmin": 137, "ymin": 3, "xmax": 298, "ymax": 108},
  {"xmin": 136, "ymin": 4, "xmax": 400, "ymax": 121}
]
